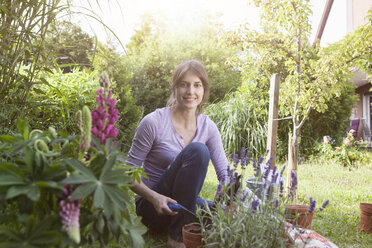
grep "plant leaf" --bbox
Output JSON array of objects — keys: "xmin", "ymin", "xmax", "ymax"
[
  {"xmin": 100, "ymin": 169, "xmax": 131, "ymax": 185},
  {"xmin": 16, "ymin": 119, "xmax": 29, "ymax": 140},
  {"xmin": 93, "ymin": 184, "xmax": 105, "ymax": 208},
  {"xmin": 70, "ymin": 182, "xmax": 96, "ymax": 200},
  {"xmin": 0, "ymin": 174, "xmax": 25, "ymax": 186},
  {"xmin": 63, "ymin": 174, "xmax": 96, "ymax": 184},
  {"xmin": 63, "ymin": 158, "xmax": 96, "ymax": 180}
]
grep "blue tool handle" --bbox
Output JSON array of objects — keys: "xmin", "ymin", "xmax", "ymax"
[{"xmin": 167, "ymin": 203, "xmax": 183, "ymax": 211}]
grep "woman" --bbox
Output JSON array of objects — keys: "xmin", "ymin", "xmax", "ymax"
[{"xmin": 127, "ymin": 60, "xmax": 229, "ymax": 248}]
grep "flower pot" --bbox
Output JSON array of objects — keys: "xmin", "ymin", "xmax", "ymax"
[
  {"xmin": 360, "ymin": 203, "xmax": 372, "ymax": 234},
  {"xmin": 285, "ymin": 205, "xmax": 314, "ymax": 229},
  {"xmin": 246, "ymin": 177, "xmax": 279, "ymax": 202},
  {"xmin": 182, "ymin": 224, "xmax": 204, "ymax": 248}
]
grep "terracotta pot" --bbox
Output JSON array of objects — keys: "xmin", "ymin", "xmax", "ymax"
[
  {"xmin": 360, "ymin": 203, "xmax": 372, "ymax": 234},
  {"xmin": 182, "ymin": 224, "xmax": 204, "ymax": 248},
  {"xmin": 285, "ymin": 205, "xmax": 314, "ymax": 229}
]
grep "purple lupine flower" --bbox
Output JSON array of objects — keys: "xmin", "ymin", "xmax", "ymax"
[
  {"xmin": 251, "ymin": 199, "xmax": 260, "ymax": 212},
  {"xmin": 59, "ymin": 184, "xmax": 81, "ymax": 244},
  {"xmin": 91, "ymin": 73, "xmax": 119, "ymax": 145},
  {"xmin": 275, "ymin": 199, "xmax": 279, "ymax": 208},
  {"xmin": 320, "ymin": 200, "xmax": 330, "ymax": 211},
  {"xmin": 309, "ymin": 197, "xmax": 316, "ymax": 213}
]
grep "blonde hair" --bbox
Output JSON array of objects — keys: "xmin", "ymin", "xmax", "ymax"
[{"xmin": 166, "ymin": 60, "xmax": 210, "ymax": 114}]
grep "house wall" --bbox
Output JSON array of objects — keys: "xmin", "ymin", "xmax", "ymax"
[{"xmin": 347, "ymin": 0, "xmax": 372, "ymax": 32}]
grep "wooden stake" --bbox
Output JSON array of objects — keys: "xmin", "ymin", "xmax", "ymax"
[{"xmin": 266, "ymin": 74, "xmax": 280, "ymax": 167}]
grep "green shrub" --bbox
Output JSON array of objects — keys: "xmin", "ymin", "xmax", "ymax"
[
  {"xmin": 205, "ymin": 87, "xmax": 268, "ymax": 156},
  {"xmin": 27, "ymin": 68, "xmax": 99, "ymax": 133}
]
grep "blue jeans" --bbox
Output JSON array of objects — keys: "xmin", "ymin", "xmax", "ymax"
[{"xmin": 135, "ymin": 142, "xmax": 212, "ymax": 241}]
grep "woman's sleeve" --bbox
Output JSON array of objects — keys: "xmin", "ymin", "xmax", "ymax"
[
  {"xmin": 126, "ymin": 114, "xmax": 157, "ymax": 168},
  {"xmin": 206, "ymin": 119, "xmax": 229, "ymax": 184}
]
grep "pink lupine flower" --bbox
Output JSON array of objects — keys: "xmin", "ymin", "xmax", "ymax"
[
  {"xmin": 59, "ymin": 184, "xmax": 81, "ymax": 244},
  {"xmin": 91, "ymin": 73, "xmax": 119, "ymax": 145}
]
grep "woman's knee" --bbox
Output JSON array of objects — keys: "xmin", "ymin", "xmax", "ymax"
[{"xmin": 183, "ymin": 142, "xmax": 210, "ymax": 167}]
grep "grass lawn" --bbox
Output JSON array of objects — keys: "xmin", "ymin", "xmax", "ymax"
[{"xmin": 143, "ymin": 157, "xmax": 372, "ymax": 247}]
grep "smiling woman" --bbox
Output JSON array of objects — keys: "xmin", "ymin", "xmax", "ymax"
[{"xmin": 126, "ymin": 60, "xmax": 230, "ymax": 248}]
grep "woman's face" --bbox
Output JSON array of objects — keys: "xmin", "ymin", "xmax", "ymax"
[{"xmin": 175, "ymin": 70, "xmax": 204, "ymax": 111}]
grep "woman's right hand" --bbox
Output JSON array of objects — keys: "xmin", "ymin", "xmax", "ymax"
[
  {"xmin": 130, "ymin": 180, "xmax": 178, "ymax": 216},
  {"xmin": 150, "ymin": 192, "xmax": 178, "ymax": 216}
]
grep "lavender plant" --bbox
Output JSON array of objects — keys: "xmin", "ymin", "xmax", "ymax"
[{"xmin": 199, "ymin": 149, "xmax": 330, "ymax": 247}]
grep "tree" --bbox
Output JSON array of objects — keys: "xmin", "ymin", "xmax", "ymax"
[
  {"xmin": 125, "ymin": 13, "xmax": 241, "ymax": 115},
  {"xmin": 46, "ymin": 21, "xmax": 95, "ymax": 73},
  {"xmin": 231, "ymin": 0, "xmax": 370, "ymax": 197},
  {"xmin": 0, "ymin": 0, "xmax": 64, "ymax": 131}
]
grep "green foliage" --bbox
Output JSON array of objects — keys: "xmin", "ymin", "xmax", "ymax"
[
  {"xmin": 27, "ymin": 68, "xmax": 99, "ymax": 133},
  {"xmin": 205, "ymin": 86, "xmax": 268, "ymax": 155},
  {"xmin": 0, "ymin": 0, "xmax": 65, "ymax": 130},
  {"xmin": 276, "ymin": 81, "xmax": 358, "ymax": 159},
  {"xmin": 125, "ymin": 13, "xmax": 241, "ymax": 115},
  {"xmin": 46, "ymin": 20, "xmax": 95, "ymax": 73},
  {"xmin": 0, "ymin": 118, "xmax": 146, "ymax": 247},
  {"xmin": 313, "ymin": 138, "xmax": 372, "ymax": 168}
]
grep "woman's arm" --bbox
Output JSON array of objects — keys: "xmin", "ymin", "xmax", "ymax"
[
  {"xmin": 127, "ymin": 114, "xmax": 177, "ymax": 215},
  {"xmin": 131, "ymin": 180, "xmax": 177, "ymax": 216}
]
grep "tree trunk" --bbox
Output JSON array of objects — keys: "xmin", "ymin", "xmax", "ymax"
[{"xmin": 286, "ymin": 130, "xmax": 299, "ymax": 200}]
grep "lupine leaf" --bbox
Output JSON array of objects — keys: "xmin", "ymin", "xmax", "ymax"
[
  {"xmin": 70, "ymin": 182, "xmax": 96, "ymax": 200},
  {"xmin": 93, "ymin": 185, "xmax": 105, "ymax": 208},
  {"xmin": 63, "ymin": 158, "xmax": 96, "ymax": 180}
]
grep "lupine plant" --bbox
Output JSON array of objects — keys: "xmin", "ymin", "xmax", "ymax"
[
  {"xmin": 199, "ymin": 148, "xmax": 330, "ymax": 247},
  {"xmin": 0, "ymin": 73, "xmax": 146, "ymax": 247}
]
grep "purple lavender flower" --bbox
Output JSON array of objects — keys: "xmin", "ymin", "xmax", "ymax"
[
  {"xmin": 91, "ymin": 73, "xmax": 119, "ymax": 145},
  {"xmin": 290, "ymin": 171, "xmax": 297, "ymax": 190},
  {"xmin": 309, "ymin": 197, "xmax": 316, "ymax": 213},
  {"xmin": 251, "ymin": 199, "xmax": 260, "ymax": 212},
  {"xmin": 275, "ymin": 199, "xmax": 279, "ymax": 208},
  {"xmin": 240, "ymin": 147, "xmax": 246, "ymax": 169},
  {"xmin": 233, "ymin": 153, "xmax": 239, "ymax": 168},
  {"xmin": 320, "ymin": 200, "xmax": 330, "ymax": 211},
  {"xmin": 59, "ymin": 184, "xmax": 81, "ymax": 244},
  {"xmin": 271, "ymin": 166, "xmax": 277, "ymax": 182},
  {"xmin": 280, "ymin": 165, "xmax": 286, "ymax": 175},
  {"xmin": 279, "ymin": 180, "xmax": 284, "ymax": 197},
  {"xmin": 298, "ymin": 157, "xmax": 303, "ymax": 165},
  {"xmin": 258, "ymin": 157, "xmax": 264, "ymax": 165},
  {"xmin": 289, "ymin": 171, "xmax": 298, "ymax": 197},
  {"xmin": 262, "ymin": 165, "xmax": 270, "ymax": 179},
  {"xmin": 266, "ymin": 156, "xmax": 273, "ymax": 167}
]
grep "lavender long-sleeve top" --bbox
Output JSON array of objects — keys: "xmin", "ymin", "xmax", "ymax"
[{"xmin": 127, "ymin": 107, "xmax": 229, "ymax": 190}]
